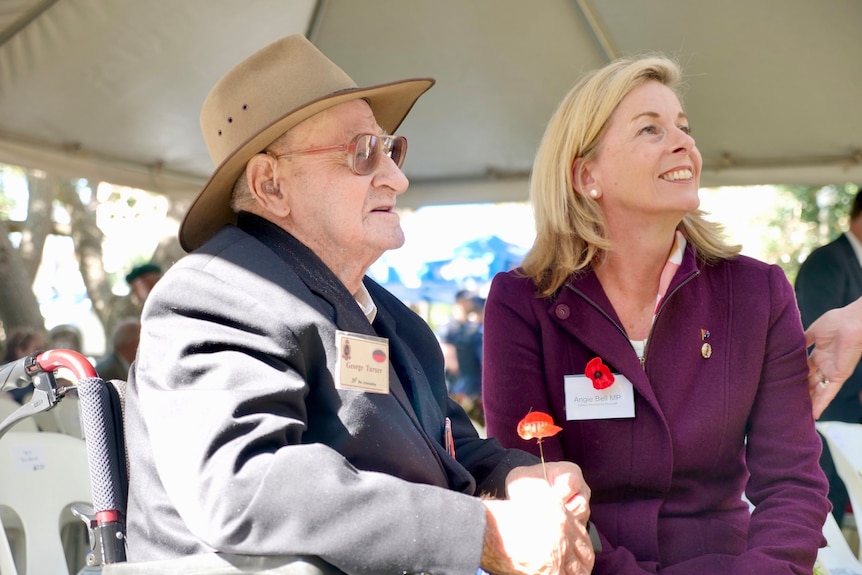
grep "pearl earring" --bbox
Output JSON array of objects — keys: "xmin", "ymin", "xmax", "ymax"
[{"xmin": 589, "ymin": 189, "xmax": 599, "ymax": 198}]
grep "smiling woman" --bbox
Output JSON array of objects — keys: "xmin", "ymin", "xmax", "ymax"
[{"xmin": 482, "ymin": 53, "xmax": 830, "ymax": 575}]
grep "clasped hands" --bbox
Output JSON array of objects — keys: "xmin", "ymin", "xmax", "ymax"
[{"xmin": 481, "ymin": 461, "xmax": 594, "ymax": 575}]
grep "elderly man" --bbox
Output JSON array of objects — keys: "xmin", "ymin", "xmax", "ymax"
[{"xmin": 124, "ymin": 35, "xmax": 594, "ymax": 575}]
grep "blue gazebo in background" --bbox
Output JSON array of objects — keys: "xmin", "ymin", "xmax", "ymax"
[{"xmin": 373, "ymin": 235, "xmax": 527, "ymax": 309}]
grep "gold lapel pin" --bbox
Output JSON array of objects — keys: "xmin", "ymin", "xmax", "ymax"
[{"xmin": 701, "ymin": 329, "xmax": 712, "ymax": 359}]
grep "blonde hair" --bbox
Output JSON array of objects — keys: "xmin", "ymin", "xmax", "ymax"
[{"xmin": 522, "ymin": 54, "xmax": 740, "ymax": 297}]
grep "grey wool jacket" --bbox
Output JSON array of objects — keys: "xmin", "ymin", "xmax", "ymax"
[{"xmin": 125, "ymin": 212, "xmax": 537, "ymax": 575}]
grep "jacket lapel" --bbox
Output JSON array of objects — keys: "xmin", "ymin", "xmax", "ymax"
[
  {"xmin": 370, "ymin": 298, "xmax": 439, "ymax": 431},
  {"xmin": 554, "ymin": 245, "xmax": 701, "ymax": 414},
  {"xmin": 237, "ymin": 213, "xmax": 424, "ymax": 425}
]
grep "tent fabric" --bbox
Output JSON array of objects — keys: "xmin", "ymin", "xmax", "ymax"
[{"xmin": 0, "ymin": 0, "xmax": 861, "ymax": 210}]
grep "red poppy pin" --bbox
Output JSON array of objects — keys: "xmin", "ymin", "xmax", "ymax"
[
  {"xmin": 517, "ymin": 410, "xmax": 562, "ymax": 481},
  {"xmin": 585, "ymin": 357, "xmax": 615, "ymax": 390}
]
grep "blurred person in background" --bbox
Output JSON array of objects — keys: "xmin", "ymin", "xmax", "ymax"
[
  {"xmin": 95, "ymin": 318, "xmax": 141, "ymax": 382},
  {"xmin": 1, "ymin": 326, "xmax": 47, "ymax": 403},
  {"xmin": 125, "ymin": 262, "xmax": 163, "ymax": 307},
  {"xmin": 48, "ymin": 323, "xmax": 83, "ymax": 353},
  {"xmin": 440, "ymin": 290, "xmax": 485, "ymax": 425},
  {"xmin": 795, "ymin": 185, "xmax": 862, "ymax": 524}
]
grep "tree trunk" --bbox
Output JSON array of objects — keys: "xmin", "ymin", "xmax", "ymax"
[
  {"xmin": 0, "ymin": 217, "xmax": 45, "ymax": 332},
  {"xmin": 153, "ymin": 193, "xmax": 188, "ymax": 268},
  {"xmin": 21, "ymin": 171, "xmax": 55, "ymax": 281},
  {"xmin": 54, "ymin": 177, "xmax": 129, "ymax": 341}
]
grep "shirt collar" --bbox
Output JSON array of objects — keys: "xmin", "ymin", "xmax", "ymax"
[{"xmin": 354, "ymin": 282, "xmax": 377, "ymax": 323}]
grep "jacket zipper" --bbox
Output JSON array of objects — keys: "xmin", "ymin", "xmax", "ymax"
[
  {"xmin": 566, "ymin": 268, "xmax": 700, "ymax": 370},
  {"xmin": 642, "ymin": 269, "xmax": 700, "ymax": 369}
]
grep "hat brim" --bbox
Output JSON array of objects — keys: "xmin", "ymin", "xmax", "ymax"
[{"xmin": 179, "ymin": 77, "xmax": 435, "ymax": 252}]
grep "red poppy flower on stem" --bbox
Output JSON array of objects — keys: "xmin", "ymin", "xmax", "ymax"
[
  {"xmin": 586, "ymin": 357, "xmax": 615, "ymax": 390},
  {"xmin": 517, "ymin": 411, "xmax": 562, "ymax": 482}
]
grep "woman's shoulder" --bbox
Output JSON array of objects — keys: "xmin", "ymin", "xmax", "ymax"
[
  {"xmin": 488, "ymin": 268, "xmax": 537, "ymax": 295},
  {"xmin": 706, "ymin": 252, "xmax": 784, "ymax": 275},
  {"xmin": 702, "ymin": 253, "xmax": 793, "ymax": 294}
]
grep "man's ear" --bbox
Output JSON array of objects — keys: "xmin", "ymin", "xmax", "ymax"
[
  {"xmin": 571, "ymin": 157, "xmax": 596, "ymax": 197},
  {"xmin": 247, "ymin": 154, "xmax": 289, "ymax": 217}
]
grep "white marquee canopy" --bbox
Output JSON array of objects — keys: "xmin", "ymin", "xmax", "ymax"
[{"xmin": 1, "ymin": 0, "xmax": 861, "ymax": 210}]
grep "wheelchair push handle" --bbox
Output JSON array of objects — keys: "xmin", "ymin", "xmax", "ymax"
[
  {"xmin": 0, "ymin": 348, "xmax": 95, "ymax": 393},
  {"xmin": 0, "ymin": 349, "xmax": 128, "ymax": 564},
  {"xmin": 0, "ymin": 348, "xmax": 93, "ymax": 438}
]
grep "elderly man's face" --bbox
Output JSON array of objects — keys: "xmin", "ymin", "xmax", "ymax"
[{"xmin": 271, "ymin": 99, "xmax": 409, "ymax": 277}]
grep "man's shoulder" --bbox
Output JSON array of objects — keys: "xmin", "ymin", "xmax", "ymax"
[
  {"xmin": 807, "ymin": 234, "xmax": 851, "ymax": 259},
  {"xmin": 187, "ymin": 224, "xmax": 266, "ymax": 260},
  {"xmin": 173, "ymin": 225, "xmax": 290, "ymax": 279},
  {"xmin": 798, "ymin": 234, "xmax": 853, "ymax": 273},
  {"xmin": 150, "ymin": 226, "xmax": 312, "ymax": 310}
]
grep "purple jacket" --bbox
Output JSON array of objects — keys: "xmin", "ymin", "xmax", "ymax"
[{"xmin": 483, "ymin": 245, "xmax": 829, "ymax": 575}]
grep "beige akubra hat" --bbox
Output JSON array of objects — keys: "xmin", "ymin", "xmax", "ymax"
[{"xmin": 179, "ymin": 34, "xmax": 435, "ymax": 252}]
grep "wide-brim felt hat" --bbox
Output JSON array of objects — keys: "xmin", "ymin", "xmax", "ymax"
[{"xmin": 179, "ymin": 34, "xmax": 435, "ymax": 252}]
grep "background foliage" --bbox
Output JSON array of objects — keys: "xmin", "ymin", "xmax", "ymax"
[
  {"xmin": 0, "ymin": 162, "xmax": 859, "ymax": 358},
  {"xmin": 762, "ymin": 183, "xmax": 859, "ymax": 284}
]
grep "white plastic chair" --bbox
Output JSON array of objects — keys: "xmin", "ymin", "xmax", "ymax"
[
  {"xmin": 0, "ymin": 395, "xmax": 38, "ymax": 433},
  {"xmin": 817, "ymin": 421, "xmax": 862, "ymax": 562},
  {"xmin": 33, "ymin": 396, "xmax": 84, "ymax": 438},
  {"xmin": 0, "ymin": 431, "xmax": 92, "ymax": 575},
  {"xmin": 0, "ymin": 514, "xmax": 18, "ymax": 575},
  {"xmin": 818, "ymin": 510, "xmax": 862, "ymax": 575}
]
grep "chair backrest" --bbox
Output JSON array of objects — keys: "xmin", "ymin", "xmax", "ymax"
[
  {"xmin": 0, "ymin": 394, "xmax": 38, "ymax": 433},
  {"xmin": 817, "ymin": 420, "xmax": 862, "ymax": 561},
  {"xmin": 0, "ymin": 431, "xmax": 92, "ymax": 575},
  {"xmin": 33, "ymin": 396, "xmax": 84, "ymax": 438},
  {"xmin": 0, "ymin": 514, "xmax": 18, "ymax": 575},
  {"xmin": 818, "ymin": 509, "xmax": 862, "ymax": 574}
]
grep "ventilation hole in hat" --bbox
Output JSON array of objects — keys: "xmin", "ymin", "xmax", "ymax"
[
  {"xmin": 218, "ymin": 130, "xmax": 222, "ymax": 136},
  {"xmin": 228, "ymin": 117, "xmax": 233, "ymax": 123},
  {"xmin": 242, "ymin": 104, "xmax": 248, "ymax": 110}
]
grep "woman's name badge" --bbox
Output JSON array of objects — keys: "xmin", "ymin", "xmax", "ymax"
[
  {"xmin": 334, "ymin": 330, "xmax": 390, "ymax": 394},
  {"xmin": 564, "ymin": 373, "xmax": 635, "ymax": 420}
]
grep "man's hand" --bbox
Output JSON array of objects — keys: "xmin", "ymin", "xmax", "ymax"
[
  {"xmin": 805, "ymin": 297, "xmax": 862, "ymax": 418},
  {"xmin": 481, "ymin": 487, "xmax": 594, "ymax": 575},
  {"xmin": 505, "ymin": 461, "xmax": 590, "ymax": 524}
]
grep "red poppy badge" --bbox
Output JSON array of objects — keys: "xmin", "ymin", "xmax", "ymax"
[{"xmin": 585, "ymin": 357, "xmax": 615, "ymax": 390}]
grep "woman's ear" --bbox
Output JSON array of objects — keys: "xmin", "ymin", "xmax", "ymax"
[
  {"xmin": 571, "ymin": 158, "xmax": 597, "ymax": 197},
  {"xmin": 247, "ymin": 154, "xmax": 290, "ymax": 217}
]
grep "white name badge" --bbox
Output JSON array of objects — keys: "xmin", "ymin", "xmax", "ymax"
[
  {"xmin": 564, "ymin": 373, "xmax": 635, "ymax": 420},
  {"xmin": 334, "ymin": 330, "xmax": 390, "ymax": 394}
]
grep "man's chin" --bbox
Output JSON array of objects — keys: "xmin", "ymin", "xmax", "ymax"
[{"xmin": 376, "ymin": 228, "xmax": 405, "ymax": 251}]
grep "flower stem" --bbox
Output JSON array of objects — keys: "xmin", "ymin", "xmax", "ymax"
[{"xmin": 538, "ymin": 439, "xmax": 548, "ymax": 483}]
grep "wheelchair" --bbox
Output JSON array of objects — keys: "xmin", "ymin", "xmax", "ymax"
[{"xmin": 0, "ymin": 349, "xmax": 341, "ymax": 574}]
